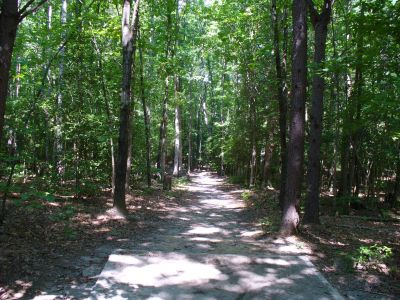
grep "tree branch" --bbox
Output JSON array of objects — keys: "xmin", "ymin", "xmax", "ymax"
[
  {"xmin": 19, "ymin": 0, "xmax": 48, "ymax": 21},
  {"xmin": 306, "ymin": 0, "xmax": 319, "ymax": 19},
  {"xmin": 19, "ymin": 0, "xmax": 36, "ymax": 15}
]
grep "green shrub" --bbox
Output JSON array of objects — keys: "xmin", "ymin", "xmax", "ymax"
[
  {"xmin": 50, "ymin": 205, "xmax": 77, "ymax": 222},
  {"xmin": 333, "ymin": 195, "xmax": 363, "ymax": 215},
  {"xmin": 241, "ymin": 190, "xmax": 252, "ymax": 202},
  {"xmin": 228, "ymin": 175, "xmax": 247, "ymax": 185},
  {"xmin": 355, "ymin": 244, "xmax": 393, "ymax": 264},
  {"xmin": 63, "ymin": 226, "xmax": 78, "ymax": 240}
]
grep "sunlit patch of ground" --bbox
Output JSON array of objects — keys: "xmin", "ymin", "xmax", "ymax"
[
  {"xmin": 241, "ymin": 186, "xmax": 400, "ymax": 298},
  {"xmin": 88, "ymin": 171, "xmax": 342, "ymax": 299},
  {"xmin": 0, "ymin": 181, "xmax": 185, "ymax": 299}
]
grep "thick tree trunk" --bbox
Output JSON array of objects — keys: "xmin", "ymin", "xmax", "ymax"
[
  {"xmin": 280, "ymin": 0, "xmax": 308, "ymax": 236},
  {"xmin": 304, "ymin": 0, "xmax": 333, "ymax": 224},
  {"xmin": 0, "ymin": 0, "xmax": 19, "ymax": 142},
  {"xmin": 113, "ymin": 0, "xmax": 140, "ymax": 215}
]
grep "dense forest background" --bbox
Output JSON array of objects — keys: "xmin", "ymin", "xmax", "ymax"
[
  {"xmin": 1, "ymin": 0, "xmax": 399, "ymax": 228},
  {"xmin": 0, "ymin": 0, "xmax": 399, "ymax": 296}
]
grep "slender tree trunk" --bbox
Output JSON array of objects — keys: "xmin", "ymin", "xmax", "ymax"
[
  {"xmin": 188, "ymin": 79, "xmax": 193, "ymax": 174},
  {"xmin": 330, "ymin": 14, "xmax": 340, "ymax": 195},
  {"xmin": 53, "ymin": 0, "xmax": 67, "ymax": 179},
  {"xmin": 272, "ymin": 0, "xmax": 289, "ymax": 209},
  {"xmin": 159, "ymin": 6, "xmax": 173, "ymax": 183},
  {"xmin": 339, "ymin": 4, "xmax": 364, "ymax": 197},
  {"xmin": 160, "ymin": 75, "xmax": 169, "ymax": 182},
  {"xmin": 173, "ymin": 77, "xmax": 182, "ymax": 176},
  {"xmin": 113, "ymin": 0, "xmax": 140, "ymax": 215},
  {"xmin": 249, "ymin": 97, "xmax": 256, "ymax": 187},
  {"xmin": 394, "ymin": 149, "xmax": 400, "ymax": 205},
  {"xmin": 195, "ymin": 103, "xmax": 201, "ymax": 168},
  {"xmin": 304, "ymin": 0, "xmax": 333, "ymax": 224},
  {"xmin": 280, "ymin": 0, "xmax": 308, "ymax": 236},
  {"xmin": 139, "ymin": 33, "xmax": 151, "ymax": 187},
  {"xmin": 125, "ymin": 123, "xmax": 133, "ymax": 190},
  {"xmin": 263, "ymin": 124, "xmax": 275, "ymax": 187},
  {"xmin": 93, "ymin": 36, "xmax": 116, "ymax": 194}
]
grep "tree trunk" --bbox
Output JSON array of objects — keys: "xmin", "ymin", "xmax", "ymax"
[
  {"xmin": 125, "ymin": 121, "xmax": 133, "ymax": 190},
  {"xmin": 249, "ymin": 100, "xmax": 256, "ymax": 187},
  {"xmin": 304, "ymin": 0, "xmax": 333, "ymax": 224},
  {"xmin": 173, "ymin": 77, "xmax": 182, "ymax": 176},
  {"xmin": 139, "ymin": 34, "xmax": 151, "ymax": 187},
  {"xmin": 160, "ymin": 76, "xmax": 169, "ymax": 183},
  {"xmin": 280, "ymin": 0, "xmax": 308, "ymax": 236},
  {"xmin": 93, "ymin": 35, "xmax": 116, "ymax": 194},
  {"xmin": 113, "ymin": 0, "xmax": 140, "ymax": 215},
  {"xmin": 188, "ymin": 79, "xmax": 193, "ymax": 174},
  {"xmin": 263, "ymin": 124, "xmax": 275, "ymax": 188},
  {"xmin": 0, "ymin": 0, "xmax": 19, "ymax": 142},
  {"xmin": 272, "ymin": 0, "xmax": 289, "ymax": 209},
  {"xmin": 196, "ymin": 99, "xmax": 202, "ymax": 168},
  {"xmin": 158, "ymin": 6, "xmax": 173, "ymax": 183},
  {"xmin": 339, "ymin": 4, "xmax": 364, "ymax": 197},
  {"xmin": 53, "ymin": 0, "xmax": 67, "ymax": 178},
  {"xmin": 394, "ymin": 151, "xmax": 400, "ymax": 205}
]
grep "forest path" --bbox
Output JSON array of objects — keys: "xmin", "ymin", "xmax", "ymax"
[{"xmin": 87, "ymin": 172, "xmax": 343, "ymax": 299}]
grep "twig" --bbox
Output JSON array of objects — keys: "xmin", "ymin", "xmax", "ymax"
[{"xmin": 20, "ymin": 0, "xmax": 48, "ymax": 21}]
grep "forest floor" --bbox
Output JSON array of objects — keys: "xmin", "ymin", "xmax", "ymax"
[
  {"xmin": 0, "ymin": 172, "xmax": 399, "ymax": 299},
  {"xmin": 0, "ymin": 178, "xmax": 186, "ymax": 299},
  {"xmin": 247, "ymin": 189, "xmax": 400, "ymax": 299}
]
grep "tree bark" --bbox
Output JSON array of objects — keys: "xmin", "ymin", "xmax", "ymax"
[
  {"xmin": 263, "ymin": 123, "xmax": 275, "ymax": 188},
  {"xmin": 113, "ymin": 0, "xmax": 140, "ymax": 215},
  {"xmin": 158, "ymin": 5, "xmax": 173, "ymax": 183},
  {"xmin": 304, "ymin": 0, "xmax": 333, "ymax": 224},
  {"xmin": 160, "ymin": 75, "xmax": 169, "ymax": 183},
  {"xmin": 188, "ymin": 78, "xmax": 193, "ymax": 173},
  {"xmin": 272, "ymin": 0, "xmax": 289, "ymax": 209},
  {"xmin": 139, "ymin": 32, "xmax": 151, "ymax": 187},
  {"xmin": 173, "ymin": 76, "xmax": 182, "ymax": 176},
  {"xmin": 0, "ymin": 0, "xmax": 19, "ymax": 142},
  {"xmin": 394, "ymin": 150, "xmax": 400, "ymax": 205},
  {"xmin": 93, "ymin": 36, "xmax": 116, "ymax": 194},
  {"xmin": 0, "ymin": 0, "xmax": 48, "ymax": 142},
  {"xmin": 280, "ymin": 0, "xmax": 308, "ymax": 236},
  {"xmin": 249, "ymin": 97, "xmax": 256, "ymax": 187},
  {"xmin": 53, "ymin": 0, "xmax": 67, "ymax": 178}
]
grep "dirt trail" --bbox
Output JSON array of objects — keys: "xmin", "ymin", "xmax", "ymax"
[{"xmin": 36, "ymin": 172, "xmax": 343, "ymax": 299}]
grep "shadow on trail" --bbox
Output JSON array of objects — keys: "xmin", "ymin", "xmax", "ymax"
[{"xmin": 51, "ymin": 172, "xmax": 342, "ymax": 299}]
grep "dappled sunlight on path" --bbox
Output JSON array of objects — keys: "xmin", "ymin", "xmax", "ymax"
[{"xmin": 40, "ymin": 172, "xmax": 343, "ymax": 299}]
